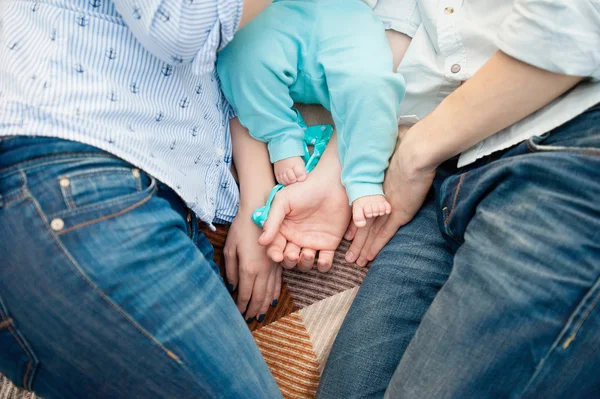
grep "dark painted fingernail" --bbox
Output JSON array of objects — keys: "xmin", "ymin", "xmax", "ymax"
[
  {"xmin": 227, "ymin": 283, "xmax": 234, "ymax": 293},
  {"xmin": 271, "ymin": 299, "xmax": 278, "ymax": 307},
  {"xmin": 257, "ymin": 314, "xmax": 265, "ymax": 323},
  {"xmin": 246, "ymin": 317, "xmax": 255, "ymax": 323}
]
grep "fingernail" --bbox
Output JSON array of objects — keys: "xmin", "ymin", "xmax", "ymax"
[
  {"xmin": 246, "ymin": 317, "xmax": 255, "ymax": 323},
  {"xmin": 271, "ymin": 299, "xmax": 278, "ymax": 307},
  {"xmin": 257, "ymin": 314, "xmax": 265, "ymax": 323},
  {"xmin": 344, "ymin": 229, "xmax": 351, "ymax": 238},
  {"xmin": 227, "ymin": 283, "xmax": 234, "ymax": 293},
  {"xmin": 345, "ymin": 251, "xmax": 353, "ymax": 262}
]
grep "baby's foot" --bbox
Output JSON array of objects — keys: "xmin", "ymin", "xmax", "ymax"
[
  {"xmin": 352, "ymin": 195, "xmax": 392, "ymax": 227},
  {"xmin": 274, "ymin": 157, "xmax": 307, "ymax": 186}
]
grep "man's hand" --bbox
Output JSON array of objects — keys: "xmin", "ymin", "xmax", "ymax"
[{"xmin": 345, "ymin": 125, "xmax": 436, "ymax": 266}]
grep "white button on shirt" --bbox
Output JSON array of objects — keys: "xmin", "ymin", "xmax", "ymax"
[{"xmin": 374, "ymin": 0, "xmax": 600, "ymax": 167}]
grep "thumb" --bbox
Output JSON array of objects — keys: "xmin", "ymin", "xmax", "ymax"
[{"xmin": 259, "ymin": 193, "xmax": 288, "ymax": 246}]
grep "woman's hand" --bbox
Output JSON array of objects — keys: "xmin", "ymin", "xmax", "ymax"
[
  {"xmin": 224, "ymin": 206, "xmax": 282, "ymax": 321},
  {"xmin": 345, "ymin": 125, "xmax": 436, "ymax": 266}
]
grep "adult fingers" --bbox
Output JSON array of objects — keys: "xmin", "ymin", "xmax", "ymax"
[
  {"xmin": 282, "ymin": 242, "xmax": 301, "ymax": 269},
  {"xmin": 259, "ymin": 194, "xmax": 289, "ymax": 247},
  {"xmin": 317, "ymin": 250, "xmax": 335, "ymax": 273},
  {"xmin": 244, "ymin": 269, "xmax": 270, "ymax": 321},
  {"xmin": 345, "ymin": 218, "xmax": 374, "ymax": 264},
  {"xmin": 345, "ymin": 221, "xmax": 358, "ymax": 241},
  {"xmin": 266, "ymin": 232, "xmax": 287, "ymax": 263},
  {"xmin": 256, "ymin": 265, "xmax": 277, "ymax": 322},
  {"xmin": 272, "ymin": 265, "xmax": 282, "ymax": 307},
  {"xmin": 236, "ymin": 268, "xmax": 255, "ymax": 315},
  {"xmin": 366, "ymin": 214, "xmax": 401, "ymax": 262},
  {"xmin": 223, "ymin": 243, "xmax": 238, "ymax": 293},
  {"xmin": 298, "ymin": 248, "xmax": 316, "ymax": 272}
]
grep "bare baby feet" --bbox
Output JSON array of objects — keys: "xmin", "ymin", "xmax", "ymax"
[
  {"xmin": 274, "ymin": 157, "xmax": 307, "ymax": 185},
  {"xmin": 352, "ymin": 195, "xmax": 392, "ymax": 227}
]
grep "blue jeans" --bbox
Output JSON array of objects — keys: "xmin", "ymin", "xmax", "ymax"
[
  {"xmin": 0, "ymin": 137, "xmax": 281, "ymax": 398},
  {"xmin": 317, "ymin": 104, "xmax": 600, "ymax": 398}
]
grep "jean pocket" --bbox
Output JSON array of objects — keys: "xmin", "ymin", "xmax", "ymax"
[
  {"xmin": 60, "ymin": 166, "xmax": 148, "ymax": 210},
  {"xmin": 0, "ymin": 303, "xmax": 38, "ymax": 391},
  {"xmin": 45, "ymin": 164, "xmax": 157, "ymax": 234}
]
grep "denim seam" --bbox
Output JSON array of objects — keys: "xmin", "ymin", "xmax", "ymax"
[
  {"xmin": 2, "ymin": 171, "xmax": 28, "ymax": 208},
  {"xmin": 520, "ymin": 274, "xmax": 600, "ymax": 397},
  {"xmin": 526, "ymin": 139, "xmax": 600, "ymax": 157},
  {"xmin": 51, "ymin": 176, "xmax": 157, "ymax": 220},
  {"xmin": 443, "ymin": 173, "xmax": 467, "ymax": 243},
  {"xmin": 0, "ymin": 153, "xmax": 119, "ymax": 175},
  {"xmin": 0, "ymin": 306, "xmax": 37, "ymax": 390},
  {"xmin": 56, "ymin": 184, "xmax": 157, "ymax": 235},
  {"xmin": 25, "ymin": 195, "xmax": 187, "ymax": 368},
  {"xmin": 61, "ymin": 183, "xmax": 77, "ymax": 210}
]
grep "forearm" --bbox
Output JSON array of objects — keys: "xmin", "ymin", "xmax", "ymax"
[
  {"xmin": 230, "ymin": 118, "xmax": 276, "ymax": 211},
  {"xmin": 407, "ymin": 51, "xmax": 583, "ymax": 171}
]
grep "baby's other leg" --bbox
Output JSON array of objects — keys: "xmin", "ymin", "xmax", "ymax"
[
  {"xmin": 317, "ymin": 5, "xmax": 406, "ymax": 207},
  {"xmin": 275, "ymin": 156, "xmax": 307, "ymax": 185},
  {"xmin": 352, "ymin": 195, "xmax": 392, "ymax": 227},
  {"xmin": 217, "ymin": 16, "xmax": 306, "ymax": 166}
]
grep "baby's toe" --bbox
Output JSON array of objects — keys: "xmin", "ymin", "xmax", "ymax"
[
  {"xmin": 364, "ymin": 203, "xmax": 374, "ymax": 218},
  {"xmin": 353, "ymin": 205, "xmax": 367, "ymax": 227}
]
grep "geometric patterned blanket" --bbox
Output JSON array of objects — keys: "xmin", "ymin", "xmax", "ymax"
[{"xmin": 1, "ymin": 224, "xmax": 367, "ymax": 399}]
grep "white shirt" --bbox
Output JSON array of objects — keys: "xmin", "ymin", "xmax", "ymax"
[{"xmin": 374, "ymin": 0, "xmax": 600, "ymax": 167}]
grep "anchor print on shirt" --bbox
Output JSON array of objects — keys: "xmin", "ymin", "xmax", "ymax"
[
  {"xmin": 155, "ymin": 112, "xmax": 164, "ymax": 122},
  {"xmin": 129, "ymin": 82, "xmax": 139, "ymax": 94},
  {"xmin": 195, "ymin": 84, "xmax": 203, "ymax": 95},
  {"xmin": 179, "ymin": 97, "xmax": 190, "ymax": 109},
  {"xmin": 190, "ymin": 126, "xmax": 199, "ymax": 137},
  {"xmin": 107, "ymin": 91, "xmax": 117, "ymax": 102},
  {"xmin": 89, "ymin": 0, "xmax": 102, "ymax": 8},
  {"xmin": 133, "ymin": 8, "xmax": 142, "ymax": 19},
  {"xmin": 31, "ymin": 2, "xmax": 40, "ymax": 12},
  {"xmin": 74, "ymin": 64, "xmax": 84, "ymax": 73},
  {"xmin": 157, "ymin": 8, "xmax": 170, "ymax": 22},
  {"xmin": 8, "ymin": 42, "xmax": 19, "ymax": 51},
  {"xmin": 50, "ymin": 29, "xmax": 56, "ymax": 41},
  {"xmin": 161, "ymin": 64, "xmax": 173, "ymax": 76},
  {"xmin": 76, "ymin": 15, "xmax": 89, "ymax": 27},
  {"xmin": 172, "ymin": 55, "xmax": 183, "ymax": 64},
  {"xmin": 170, "ymin": 140, "xmax": 176, "ymax": 150},
  {"xmin": 105, "ymin": 48, "xmax": 116, "ymax": 60},
  {"xmin": 194, "ymin": 154, "xmax": 202, "ymax": 164}
]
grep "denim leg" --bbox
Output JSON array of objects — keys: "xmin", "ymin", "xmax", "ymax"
[
  {"xmin": 386, "ymin": 106, "xmax": 600, "ymax": 398},
  {"xmin": 0, "ymin": 138, "xmax": 280, "ymax": 399},
  {"xmin": 317, "ymin": 189, "xmax": 454, "ymax": 399}
]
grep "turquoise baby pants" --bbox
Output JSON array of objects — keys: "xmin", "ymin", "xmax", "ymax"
[{"xmin": 218, "ymin": 0, "xmax": 405, "ymax": 203}]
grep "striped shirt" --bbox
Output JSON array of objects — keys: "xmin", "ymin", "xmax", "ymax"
[{"xmin": 0, "ymin": 0, "xmax": 243, "ymax": 227}]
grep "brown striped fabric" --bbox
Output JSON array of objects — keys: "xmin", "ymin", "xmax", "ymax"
[{"xmin": 1, "ymin": 224, "xmax": 369, "ymax": 399}]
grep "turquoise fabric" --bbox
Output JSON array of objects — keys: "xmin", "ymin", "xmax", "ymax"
[{"xmin": 218, "ymin": 0, "xmax": 405, "ymax": 204}]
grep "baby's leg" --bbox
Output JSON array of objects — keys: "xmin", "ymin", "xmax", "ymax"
[
  {"xmin": 217, "ymin": 7, "xmax": 307, "ymax": 167},
  {"xmin": 317, "ymin": 3, "xmax": 405, "ymax": 225}
]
